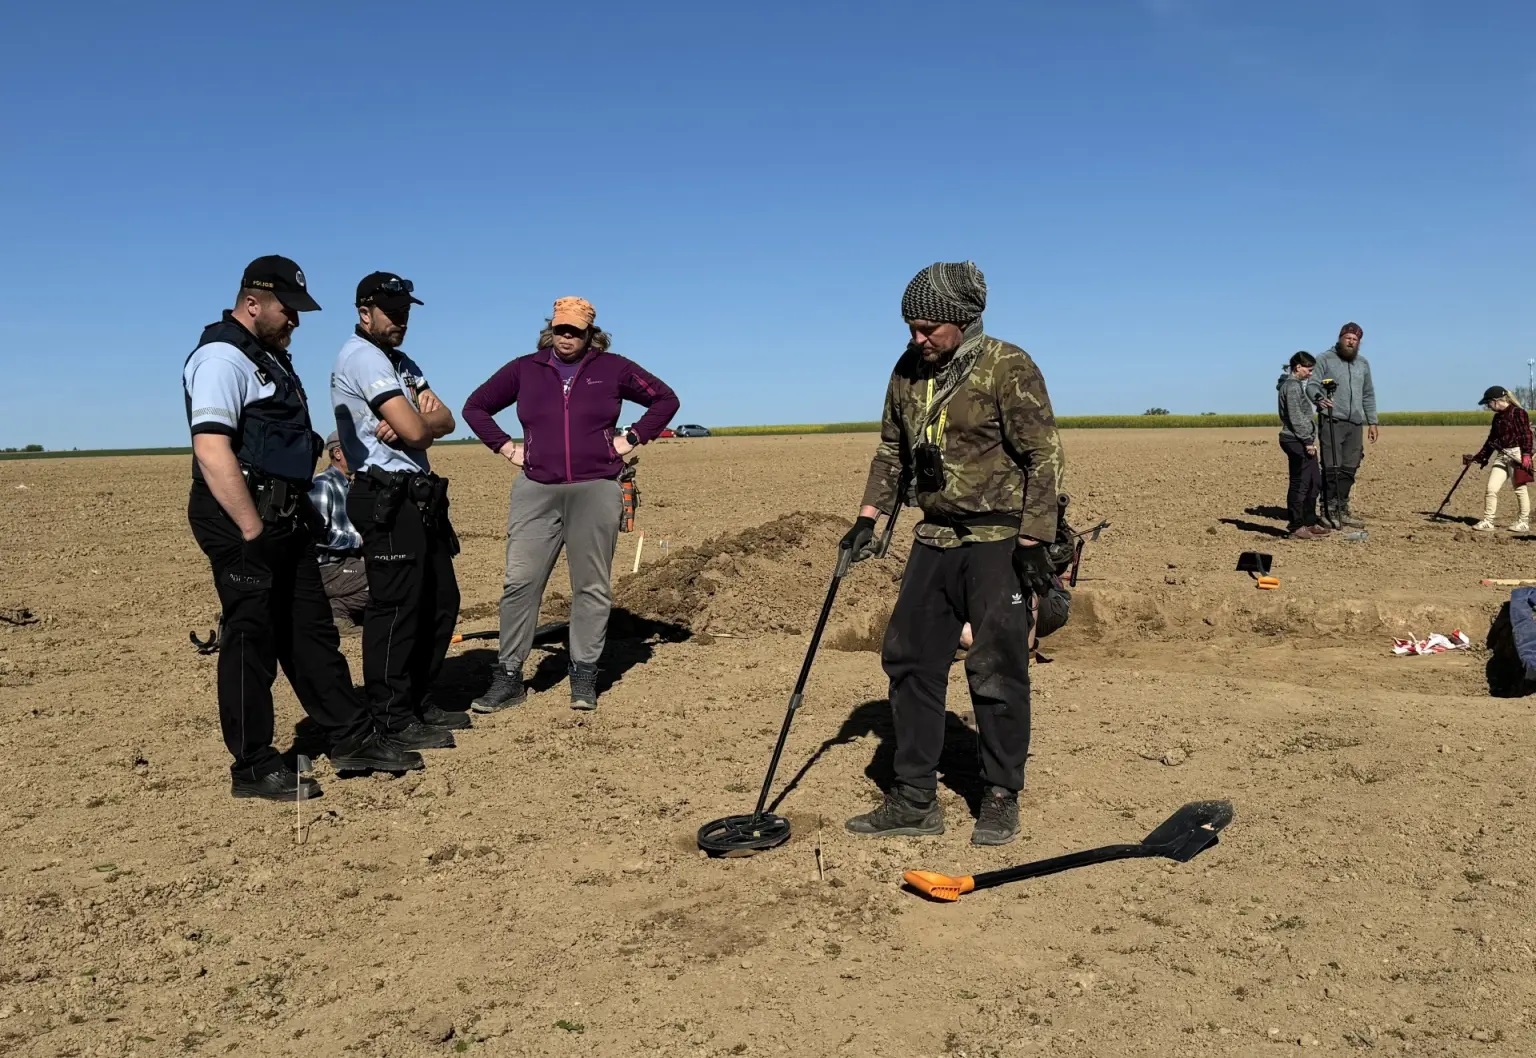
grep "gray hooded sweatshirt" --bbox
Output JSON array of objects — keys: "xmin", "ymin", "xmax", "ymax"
[
  {"xmin": 1277, "ymin": 372, "xmax": 1317, "ymax": 443},
  {"xmin": 1313, "ymin": 345, "xmax": 1378, "ymax": 426}
]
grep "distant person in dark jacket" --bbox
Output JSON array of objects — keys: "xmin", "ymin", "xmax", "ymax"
[
  {"xmin": 1463, "ymin": 386, "xmax": 1533, "ymax": 533},
  {"xmin": 1277, "ymin": 351, "xmax": 1330, "ymax": 539},
  {"xmin": 1314, "ymin": 322, "xmax": 1378, "ymax": 529},
  {"xmin": 461, "ymin": 297, "xmax": 679, "ymax": 712}
]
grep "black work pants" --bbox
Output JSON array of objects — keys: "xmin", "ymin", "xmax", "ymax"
[
  {"xmin": 1280, "ymin": 436, "xmax": 1322, "ymax": 530},
  {"xmin": 1319, "ymin": 418, "xmax": 1365, "ymax": 505},
  {"xmin": 188, "ymin": 484, "xmax": 370, "ymax": 778},
  {"xmin": 882, "ymin": 538, "xmax": 1033, "ymax": 794},
  {"xmin": 349, "ymin": 476, "xmax": 461, "ymax": 733}
]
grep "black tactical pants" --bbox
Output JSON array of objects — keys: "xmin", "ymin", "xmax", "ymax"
[
  {"xmin": 882, "ymin": 538, "xmax": 1032, "ymax": 794},
  {"xmin": 188, "ymin": 484, "xmax": 371, "ymax": 778},
  {"xmin": 349, "ymin": 475, "xmax": 461, "ymax": 733}
]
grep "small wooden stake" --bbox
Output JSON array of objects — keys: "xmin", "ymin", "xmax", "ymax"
[{"xmin": 632, "ymin": 533, "xmax": 645, "ymax": 574}]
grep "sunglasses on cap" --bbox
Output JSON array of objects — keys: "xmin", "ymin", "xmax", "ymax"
[{"xmin": 361, "ymin": 277, "xmax": 414, "ymax": 301}]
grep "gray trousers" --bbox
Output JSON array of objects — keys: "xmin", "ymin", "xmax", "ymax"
[
  {"xmin": 1319, "ymin": 418, "xmax": 1365, "ymax": 504},
  {"xmin": 498, "ymin": 476, "xmax": 622, "ymax": 672}
]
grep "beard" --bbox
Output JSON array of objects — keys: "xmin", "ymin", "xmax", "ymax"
[
  {"xmin": 1336, "ymin": 344, "xmax": 1358, "ymax": 362},
  {"xmin": 254, "ymin": 316, "xmax": 294, "ymax": 349}
]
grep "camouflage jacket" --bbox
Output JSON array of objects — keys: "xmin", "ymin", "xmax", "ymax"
[{"xmin": 861, "ymin": 336, "xmax": 1064, "ymax": 548}]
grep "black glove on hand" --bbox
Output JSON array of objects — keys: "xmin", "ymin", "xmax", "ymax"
[
  {"xmin": 840, "ymin": 516, "xmax": 877, "ymax": 561},
  {"xmin": 1012, "ymin": 542, "xmax": 1055, "ymax": 596}
]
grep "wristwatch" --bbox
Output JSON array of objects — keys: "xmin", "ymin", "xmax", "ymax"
[{"xmin": 623, "ymin": 426, "xmax": 641, "ymax": 447}]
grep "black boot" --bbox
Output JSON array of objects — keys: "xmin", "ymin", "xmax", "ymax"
[
  {"xmin": 471, "ymin": 669, "xmax": 526, "ymax": 714},
  {"xmin": 419, "ymin": 695, "xmax": 473, "ymax": 731},
  {"xmin": 383, "ymin": 721, "xmax": 456, "ymax": 750},
  {"xmin": 232, "ymin": 766, "xmax": 322, "ymax": 801},
  {"xmin": 971, "ymin": 786, "xmax": 1020, "ymax": 846},
  {"xmin": 329, "ymin": 732, "xmax": 426, "ymax": 775},
  {"xmin": 844, "ymin": 784, "xmax": 944, "ymax": 837},
  {"xmin": 569, "ymin": 662, "xmax": 599, "ymax": 711}
]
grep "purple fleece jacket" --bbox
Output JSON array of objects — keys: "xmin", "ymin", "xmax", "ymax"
[{"xmin": 462, "ymin": 348, "xmax": 680, "ymax": 485}]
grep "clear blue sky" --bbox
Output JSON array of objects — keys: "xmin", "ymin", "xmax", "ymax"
[{"xmin": 2, "ymin": 0, "xmax": 1531, "ymax": 450}]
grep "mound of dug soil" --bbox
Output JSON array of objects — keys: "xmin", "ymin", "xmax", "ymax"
[{"xmin": 603, "ymin": 512, "xmax": 906, "ymax": 637}]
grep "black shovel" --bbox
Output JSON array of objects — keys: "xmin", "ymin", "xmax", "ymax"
[{"xmin": 903, "ymin": 799, "xmax": 1234, "ymax": 901}]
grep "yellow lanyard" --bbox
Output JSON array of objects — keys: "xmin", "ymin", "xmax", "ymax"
[{"xmin": 923, "ymin": 378, "xmax": 949, "ymax": 445}]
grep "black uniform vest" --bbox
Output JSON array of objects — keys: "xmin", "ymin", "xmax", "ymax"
[{"xmin": 184, "ymin": 312, "xmax": 321, "ymax": 485}]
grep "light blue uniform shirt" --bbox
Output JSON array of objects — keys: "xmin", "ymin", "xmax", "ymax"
[{"xmin": 330, "ymin": 333, "xmax": 432, "ymax": 475}]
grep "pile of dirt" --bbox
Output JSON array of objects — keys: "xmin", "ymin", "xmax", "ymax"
[
  {"xmin": 601, "ymin": 511, "xmax": 906, "ymax": 637},
  {"xmin": 1064, "ymin": 586, "xmax": 1494, "ymax": 645}
]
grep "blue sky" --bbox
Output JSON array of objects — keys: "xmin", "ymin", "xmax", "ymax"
[{"xmin": 1, "ymin": 0, "xmax": 1531, "ymax": 450}]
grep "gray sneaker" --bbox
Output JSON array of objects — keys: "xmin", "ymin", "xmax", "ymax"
[
  {"xmin": 845, "ymin": 785, "xmax": 944, "ymax": 837},
  {"xmin": 569, "ymin": 662, "xmax": 599, "ymax": 711},
  {"xmin": 471, "ymin": 669, "xmax": 526, "ymax": 714},
  {"xmin": 971, "ymin": 786, "xmax": 1020, "ymax": 846}
]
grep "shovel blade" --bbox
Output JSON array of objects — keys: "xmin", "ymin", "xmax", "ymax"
[{"xmin": 1142, "ymin": 800, "xmax": 1234, "ymax": 862}]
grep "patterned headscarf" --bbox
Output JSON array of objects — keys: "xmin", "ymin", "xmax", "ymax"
[
  {"xmin": 1339, "ymin": 321, "xmax": 1363, "ymax": 339},
  {"xmin": 901, "ymin": 261, "xmax": 987, "ymax": 325}
]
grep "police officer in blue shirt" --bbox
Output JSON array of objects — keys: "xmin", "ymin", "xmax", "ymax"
[
  {"xmin": 332, "ymin": 272, "xmax": 464, "ymax": 750},
  {"xmin": 184, "ymin": 256, "xmax": 424, "ymax": 799}
]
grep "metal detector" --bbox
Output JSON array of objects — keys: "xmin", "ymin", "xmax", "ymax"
[
  {"xmin": 903, "ymin": 799, "xmax": 1234, "ymax": 901},
  {"xmin": 697, "ymin": 501, "xmax": 906, "ymax": 856},
  {"xmin": 1432, "ymin": 463, "xmax": 1473, "ymax": 521}
]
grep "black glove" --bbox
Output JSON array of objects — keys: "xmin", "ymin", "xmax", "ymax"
[
  {"xmin": 840, "ymin": 516, "xmax": 877, "ymax": 561},
  {"xmin": 1012, "ymin": 542, "xmax": 1055, "ymax": 596}
]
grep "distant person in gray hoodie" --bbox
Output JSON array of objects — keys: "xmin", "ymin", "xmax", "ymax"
[
  {"xmin": 1277, "ymin": 351, "xmax": 1331, "ymax": 539},
  {"xmin": 1313, "ymin": 321, "xmax": 1378, "ymax": 529}
]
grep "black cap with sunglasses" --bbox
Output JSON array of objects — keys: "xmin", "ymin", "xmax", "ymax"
[{"xmin": 355, "ymin": 272, "xmax": 424, "ymax": 309}]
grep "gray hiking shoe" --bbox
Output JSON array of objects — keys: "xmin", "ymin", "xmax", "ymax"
[
  {"xmin": 1320, "ymin": 502, "xmax": 1343, "ymax": 530},
  {"xmin": 971, "ymin": 786, "xmax": 1020, "ymax": 846},
  {"xmin": 1337, "ymin": 501, "xmax": 1366, "ymax": 529},
  {"xmin": 569, "ymin": 662, "xmax": 599, "ymax": 711},
  {"xmin": 845, "ymin": 785, "xmax": 944, "ymax": 837},
  {"xmin": 471, "ymin": 669, "xmax": 526, "ymax": 714}
]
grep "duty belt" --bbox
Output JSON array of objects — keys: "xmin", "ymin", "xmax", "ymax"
[
  {"xmin": 242, "ymin": 468, "xmax": 302, "ymax": 521},
  {"xmin": 920, "ymin": 510, "xmax": 1019, "ymax": 536},
  {"xmin": 363, "ymin": 465, "xmax": 450, "ymax": 521}
]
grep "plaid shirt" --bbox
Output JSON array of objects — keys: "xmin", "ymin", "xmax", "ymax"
[
  {"xmin": 308, "ymin": 466, "xmax": 363, "ymax": 558},
  {"xmin": 1476, "ymin": 405, "xmax": 1534, "ymax": 464}
]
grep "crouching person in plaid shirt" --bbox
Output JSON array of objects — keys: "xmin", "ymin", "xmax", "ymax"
[{"xmin": 309, "ymin": 431, "xmax": 369, "ymax": 629}]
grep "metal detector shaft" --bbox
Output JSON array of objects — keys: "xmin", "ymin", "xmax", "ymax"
[
  {"xmin": 1434, "ymin": 462, "xmax": 1472, "ymax": 520},
  {"xmin": 969, "ymin": 842, "xmax": 1154, "ymax": 892},
  {"xmin": 749, "ymin": 502, "xmax": 904, "ymax": 821}
]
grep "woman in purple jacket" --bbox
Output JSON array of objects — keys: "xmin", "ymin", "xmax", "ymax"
[{"xmin": 462, "ymin": 297, "xmax": 679, "ymax": 712}]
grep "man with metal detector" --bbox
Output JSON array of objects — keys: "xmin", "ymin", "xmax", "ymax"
[
  {"xmin": 1314, "ymin": 322, "xmax": 1378, "ymax": 529},
  {"xmin": 843, "ymin": 261, "xmax": 1064, "ymax": 847},
  {"xmin": 184, "ymin": 256, "xmax": 425, "ymax": 800}
]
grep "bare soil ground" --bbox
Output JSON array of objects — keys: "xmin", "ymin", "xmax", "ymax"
[{"xmin": 2, "ymin": 427, "xmax": 1533, "ymax": 1058}]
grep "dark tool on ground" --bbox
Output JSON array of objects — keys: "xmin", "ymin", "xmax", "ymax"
[
  {"xmin": 1236, "ymin": 551, "xmax": 1273, "ymax": 578},
  {"xmin": 189, "ymin": 618, "xmax": 223, "ymax": 655},
  {"xmin": 1432, "ymin": 462, "xmax": 1472, "ymax": 521},
  {"xmin": 904, "ymin": 799, "xmax": 1234, "ymax": 902},
  {"xmin": 1044, "ymin": 493, "xmax": 1108, "ymax": 588},
  {"xmin": 697, "ymin": 497, "xmax": 906, "ymax": 856}
]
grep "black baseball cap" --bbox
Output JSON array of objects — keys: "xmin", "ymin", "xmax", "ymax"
[
  {"xmin": 241, "ymin": 255, "xmax": 321, "ymax": 312},
  {"xmin": 356, "ymin": 271, "xmax": 424, "ymax": 309},
  {"xmin": 1481, "ymin": 386, "xmax": 1510, "ymax": 406}
]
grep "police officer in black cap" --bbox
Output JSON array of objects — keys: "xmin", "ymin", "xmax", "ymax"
[
  {"xmin": 331, "ymin": 271, "xmax": 464, "ymax": 750},
  {"xmin": 184, "ymin": 255, "xmax": 425, "ymax": 800}
]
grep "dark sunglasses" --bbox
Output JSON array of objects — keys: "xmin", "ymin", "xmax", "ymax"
[
  {"xmin": 361, "ymin": 277, "xmax": 414, "ymax": 304},
  {"xmin": 551, "ymin": 324, "xmax": 587, "ymax": 338}
]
